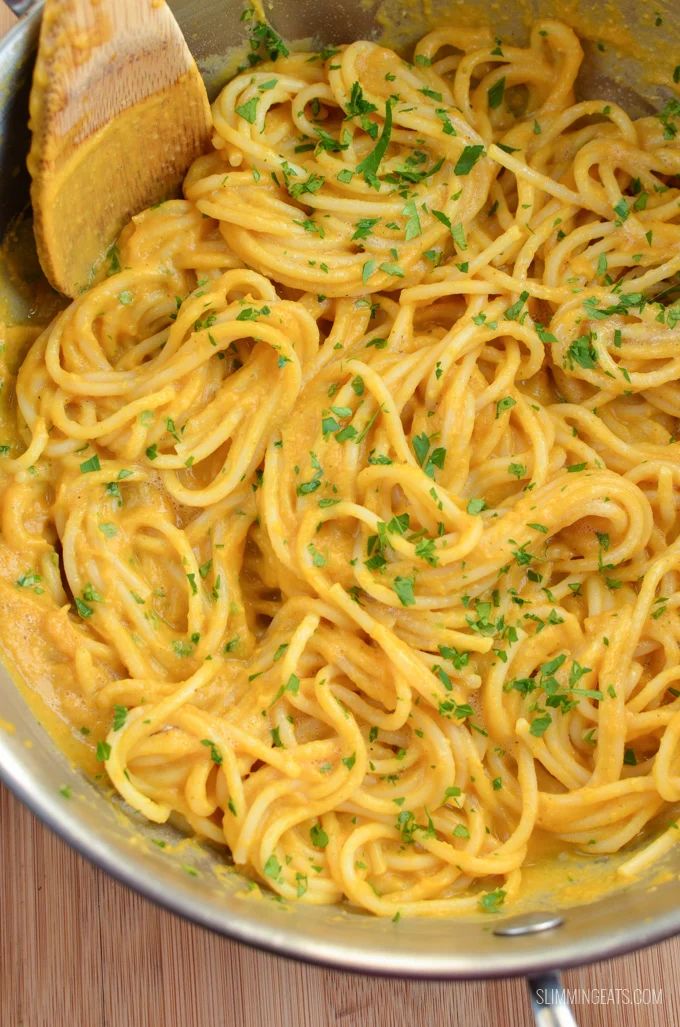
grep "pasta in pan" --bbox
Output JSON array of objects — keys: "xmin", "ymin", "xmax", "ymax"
[{"xmin": 2, "ymin": 14, "xmax": 680, "ymax": 916}]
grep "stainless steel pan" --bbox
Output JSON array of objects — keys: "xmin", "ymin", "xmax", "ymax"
[{"xmin": 1, "ymin": 3, "xmax": 679, "ymax": 1022}]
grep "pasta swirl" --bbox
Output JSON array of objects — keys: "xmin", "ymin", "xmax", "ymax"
[{"xmin": 2, "ymin": 16, "xmax": 680, "ymax": 916}]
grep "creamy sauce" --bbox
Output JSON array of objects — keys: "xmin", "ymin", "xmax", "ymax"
[{"xmin": 1, "ymin": 7, "xmax": 679, "ymax": 916}]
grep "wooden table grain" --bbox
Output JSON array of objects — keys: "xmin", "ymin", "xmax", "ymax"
[{"xmin": 0, "ymin": 7, "xmax": 679, "ymax": 1026}]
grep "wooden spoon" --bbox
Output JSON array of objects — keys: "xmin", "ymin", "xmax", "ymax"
[{"xmin": 28, "ymin": 0, "xmax": 213, "ymax": 297}]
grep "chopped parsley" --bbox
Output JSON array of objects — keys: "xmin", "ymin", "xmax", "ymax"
[
  {"xmin": 487, "ymin": 77, "xmax": 506, "ymax": 109},
  {"xmin": 75, "ymin": 597, "xmax": 94, "ymax": 619},
  {"xmin": 243, "ymin": 13, "xmax": 289, "ymax": 65},
  {"xmin": 263, "ymin": 854, "xmax": 282, "ymax": 880},
  {"xmin": 80, "ymin": 454, "xmax": 101, "ymax": 474},
  {"xmin": 454, "ymin": 145, "xmax": 485, "ymax": 176},
  {"xmin": 315, "ymin": 127, "xmax": 349, "ymax": 153},
  {"xmin": 657, "ymin": 98, "xmax": 680, "ymax": 140},
  {"xmin": 352, "ymin": 218, "xmax": 380, "ymax": 240},
  {"xmin": 529, "ymin": 713, "xmax": 552, "ymax": 737},
  {"xmin": 345, "ymin": 81, "xmax": 377, "ymax": 119},
  {"xmin": 504, "ymin": 291, "xmax": 529, "ymax": 321},
  {"xmin": 235, "ymin": 96, "xmax": 259, "ymax": 124},
  {"xmin": 289, "ymin": 173, "xmax": 325, "ymax": 199},
  {"xmin": 613, "ymin": 198, "xmax": 629, "ymax": 223},
  {"xmin": 112, "ymin": 705, "xmax": 128, "ymax": 731},
  {"xmin": 96, "ymin": 740, "xmax": 111, "ymax": 762},
  {"xmin": 310, "ymin": 822, "xmax": 329, "ymax": 848},
  {"xmin": 420, "ymin": 86, "xmax": 443, "ymax": 101},
  {"xmin": 412, "ymin": 432, "xmax": 446, "ymax": 478},
  {"xmin": 200, "ymin": 738, "xmax": 223, "ymax": 765},
  {"xmin": 236, "ymin": 305, "xmax": 271, "ymax": 321},
  {"xmin": 393, "ymin": 575, "xmax": 416, "ymax": 607},
  {"xmin": 479, "ymin": 888, "xmax": 506, "ymax": 913},
  {"xmin": 495, "ymin": 396, "xmax": 516, "ymax": 418},
  {"xmin": 565, "ymin": 334, "xmax": 598, "ymax": 370},
  {"xmin": 435, "ymin": 108, "xmax": 456, "ymax": 135},
  {"xmin": 402, "ymin": 200, "xmax": 422, "ymax": 240},
  {"xmin": 356, "ymin": 99, "xmax": 393, "ymax": 185},
  {"xmin": 296, "ymin": 452, "xmax": 323, "ymax": 495},
  {"xmin": 16, "ymin": 570, "xmax": 44, "ymax": 595}
]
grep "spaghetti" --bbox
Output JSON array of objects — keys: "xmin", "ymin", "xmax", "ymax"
[{"xmin": 2, "ymin": 16, "xmax": 680, "ymax": 916}]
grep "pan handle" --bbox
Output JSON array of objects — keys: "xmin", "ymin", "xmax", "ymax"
[
  {"xmin": 2, "ymin": 0, "xmax": 39, "ymax": 15},
  {"xmin": 528, "ymin": 972, "xmax": 578, "ymax": 1027}
]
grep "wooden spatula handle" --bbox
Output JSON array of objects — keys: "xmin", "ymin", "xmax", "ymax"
[{"xmin": 29, "ymin": 0, "xmax": 213, "ymax": 295}]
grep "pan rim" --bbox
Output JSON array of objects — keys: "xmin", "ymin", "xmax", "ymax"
[{"xmin": 1, "ymin": 3, "xmax": 679, "ymax": 981}]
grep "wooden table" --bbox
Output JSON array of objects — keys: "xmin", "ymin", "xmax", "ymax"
[{"xmin": 0, "ymin": 7, "xmax": 678, "ymax": 1025}]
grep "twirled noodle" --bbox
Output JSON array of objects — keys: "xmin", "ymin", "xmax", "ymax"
[{"xmin": 2, "ymin": 16, "xmax": 680, "ymax": 917}]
